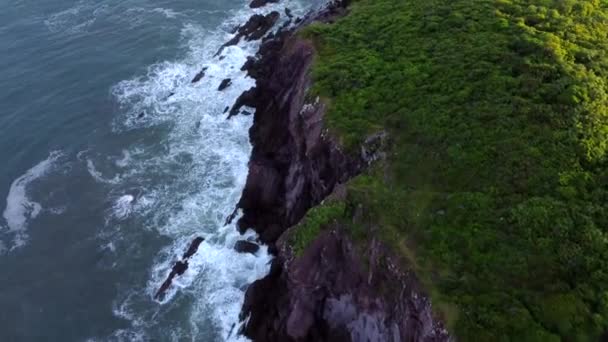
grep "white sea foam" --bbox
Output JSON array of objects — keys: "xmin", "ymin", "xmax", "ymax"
[
  {"xmin": 44, "ymin": 1, "xmax": 109, "ymax": 34},
  {"xmin": 2, "ymin": 151, "xmax": 61, "ymax": 249},
  {"xmin": 99, "ymin": 1, "xmax": 317, "ymax": 340},
  {"xmin": 151, "ymin": 7, "xmax": 181, "ymax": 19},
  {"xmin": 112, "ymin": 195, "xmax": 135, "ymax": 220},
  {"xmin": 86, "ymin": 158, "xmax": 122, "ymax": 184}
]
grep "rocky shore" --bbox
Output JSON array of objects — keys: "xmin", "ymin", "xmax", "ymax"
[{"xmin": 226, "ymin": 0, "xmax": 452, "ymax": 341}]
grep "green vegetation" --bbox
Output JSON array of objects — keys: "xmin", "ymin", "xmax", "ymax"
[
  {"xmin": 290, "ymin": 201, "xmax": 346, "ymax": 256},
  {"xmin": 303, "ymin": 0, "xmax": 608, "ymax": 340}
]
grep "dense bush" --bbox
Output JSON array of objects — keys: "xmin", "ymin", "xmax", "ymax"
[{"xmin": 304, "ymin": 0, "xmax": 608, "ymax": 340}]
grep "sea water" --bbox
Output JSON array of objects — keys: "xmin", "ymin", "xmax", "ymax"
[{"xmin": 0, "ymin": 0, "xmax": 321, "ymax": 340}]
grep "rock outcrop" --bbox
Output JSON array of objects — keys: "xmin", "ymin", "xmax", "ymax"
[
  {"xmin": 235, "ymin": 6, "xmax": 360, "ymax": 245},
  {"xmin": 249, "ymin": 0, "xmax": 279, "ymax": 9},
  {"xmin": 154, "ymin": 237, "xmax": 205, "ymax": 300},
  {"xmin": 235, "ymin": 240, "xmax": 260, "ymax": 254},
  {"xmin": 229, "ymin": 1, "xmax": 451, "ymax": 341},
  {"xmin": 242, "ymin": 223, "xmax": 451, "ymax": 341},
  {"xmin": 217, "ymin": 11, "xmax": 281, "ymax": 56}
]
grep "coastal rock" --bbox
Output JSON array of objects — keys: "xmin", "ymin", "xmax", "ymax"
[
  {"xmin": 235, "ymin": 1, "xmax": 451, "ymax": 341},
  {"xmin": 191, "ymin": 67, "xmax": 208, "ymax": 83},
  {"xmin": 228, "ymin": 87, "xmax": 258, "ymax": 119},
  {"xmin": 249, "ymin": 0, "xmax": 279, "ymax": 9},
  {"xmin": 234, "ymin": 240, "xmax": 260, "ymax": 254},
  {"xmin": 218, "ymin": 78, "xmax": 232, "ymax": 91},
  {"xmin": 243, "ymin": 228, "xmax": 451, "ymax": 341},
  {"xmin": 236, "ymin": 27, "xmax": 358, "ymax": 243},
  {"xmin": 217, "ymin": 11, "xmax": 280, "ymax": 56},
  {"xmin": 154, "ymin": 237, "xmax": 205, "ymax": 300},
  {"xmin": 182, "ymin": 237, "xmax": 205, "ymax": 259}
]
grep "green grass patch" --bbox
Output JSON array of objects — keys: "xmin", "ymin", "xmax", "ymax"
[
  {"xmin": 289, "ymin": 201, "xmax": 347, "ymax": 257},
  {"xmin": 306, "ymin": 0, "xmax": 608, "ymax": 340}
]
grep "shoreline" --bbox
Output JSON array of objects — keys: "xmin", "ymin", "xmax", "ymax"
[{"xmin": 229, "ymin": 1, "xmax": 450, "ymax": 340}]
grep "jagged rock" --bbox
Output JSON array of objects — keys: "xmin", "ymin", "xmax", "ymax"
[
  {"xmin": 217, "ymin": 12, "xmax": 280, "ymax": 56},
  {"xmin": 235, "ymin": 240, "xmax": 260, "ymax": 254},
  {"xmin": 241, "ymin": 57, "xmax": 256, "ymax": 71},
  {"xmin": 236, "ymin": 29, "xmax": 358, "ymax": 242},
  {"xmin": 249, "ymin": 0, "xmax": 279, "ymax": 8},
  {"xmin": 223, "ymin": 106, "xmax": 230, "ymax": 114},
  {"xmin": 285, "ymin": 8, "xmax": 293, "ymax": 18},
  {"xmin": 183, "ymin": 237, "xmax": 205, "ymax": 259},
  {"xmin": 154, "ymin": 237, "xmax": 205, "ymax": 300},
  {"xmin": 191, "ymin": 67, "xmax": 208, "ymax": 83},
  {"xmin": 242, "ymin": 228, "xmax": 451, "ymax": 341},
  {"xmin": 218, "ymin": 78, "xmax": 232, "ymax": 91},
  {"xmin": 137, "ymin": 112, "xmax": 145, "ymax": 119},
  {"xmin": 236, "ymin": 1, "xmax": 451, "ymax": 341},
  {"xmin": 228, "ymin": 87, "xmax": 257, "ymax": 119},
  {"xmin": 225, "ymin": 206, "xmax": 239, "ymax": 226}
]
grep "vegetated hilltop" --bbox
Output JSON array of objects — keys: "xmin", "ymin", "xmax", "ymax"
[{"xmin": 299, "ymin": 0, "xmax": 608, "ymax": 340}]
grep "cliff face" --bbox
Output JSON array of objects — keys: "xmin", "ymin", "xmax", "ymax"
[
  {"xmin": 233, "ymin": 1, "xmax": 451, "ymax": 341},
  {"xmin": 235, "ymin": 9, "xmax": 358, "ymax": 246}
]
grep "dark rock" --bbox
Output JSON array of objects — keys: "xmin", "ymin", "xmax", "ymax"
[
  {"xmin": 285, "ymin": 8, "xmax": 293, "ymax": 18},
  {"xmin": 191, "ymin": 67, "xmax": 208, "ymax": 83},
  {"xmin": 154, "ymin": 237, "xmax": 205, "ymax": 300},
  {"xmin": 242, "ymin": 229, "xmax": 451, "ymax": 341},
  {"xmin": 216, "ymin": 12, "xmax": 280, "ymax": 56},
  {"xmin": 219, "ymin": 55, "xmax": 226, "ymax": 60},
  {"xmin": 237, "ymin": 1, "xmax": 451, "ymax": 341},
  {"xmin": 235, "ymin": 240, "xmax": 260, "ymax": 254},
  {"xmin": 223, "ymin": 106, "xmax": 230, "ymax": 114},
  {"xmin": 235, "ymin": 31, "xmax": 359, "ymax": 243},
  {"xmin": 182, "ymin": 237, "xmax": 205, "ymax": 259},
  {"xmin": 249, "ymin": 0, "xmax": 279, "ymax": 9},
  {"xmin": 154, "ymin": 260, "xmax": 188, "ymax": 300},
  {"xmin": 137, "ymin": 112, "xmax": 145, "ymax": 119},
  {"xmin": 224, "ymin": 206, "xmax": 239, "ymax": 226},
  {"xmin": 218, "ymin": 78, "xmax": 232, "ymax": 91},
  {"xmin": 228, "ymin": 87, "xmax": 257, "ymax": 119},
  {"xmin": 241, "ymin": 57, "xmax": 256, "ymax": 71}
]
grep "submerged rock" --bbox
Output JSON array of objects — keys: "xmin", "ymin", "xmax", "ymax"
[
  {"xmin": 217, "ymin": 12, "xmax": 280, "ymax": 56},
  {"xmin": 250, "ymin": 0, "xmax": 279, "ymax": 9},
  {"xmin": 154, "ymin": 236, "xmax": 205, "ymax": 300},
  {"xmin": 235, "ymin": 240, "xmax": 260, "ymax": 254},
  {"xmin": 191, "ymin": 67, "xmax": 208, "ymax": 83},
  {"xmin": 218, "ymin": 78, "xmax": 232, "ymax": 91},
  {"xmin": 182, "ymin": 236, "xmax": 205, "ymax": 259}
]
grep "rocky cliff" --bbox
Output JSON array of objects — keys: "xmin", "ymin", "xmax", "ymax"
[{"xmin": 232, "ymin": 1, "xmax": 451, "ymax": 341}]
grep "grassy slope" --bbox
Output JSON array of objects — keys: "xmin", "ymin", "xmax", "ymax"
[{"xmin": 295, "ymin": 0, "xmax": 608, "ymax": 340}]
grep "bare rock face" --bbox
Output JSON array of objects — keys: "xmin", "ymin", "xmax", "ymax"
[
  {"xmin": 154, "ymin": 237, "xmax": 205, "ymax": 300},
  {"xmin": 218, "ymin": 11, "xmax": 281, "ymax": 55},
  {"xmin": 236, "ymin": 29, "xmax": 359, "ymax": 245},
  {"xmin": 242, "ymin": 228, "xmax": 452, "ymax": 341},
  {"xmin": 235, "ymin": 240, "xmax": 260, "ymax": 254},
  {"xmin": 233, "ymin": 1, "xmax": 452, "ymax": 341}
]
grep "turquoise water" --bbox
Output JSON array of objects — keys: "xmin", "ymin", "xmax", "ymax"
[{"xmin": 0, "ymin": 1, "xmax": 319, "ymax": 340}]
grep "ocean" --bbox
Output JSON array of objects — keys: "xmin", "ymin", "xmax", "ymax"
[{"xmin": 0, "ymin": 0, "xmax": 321, "ymax": 340}]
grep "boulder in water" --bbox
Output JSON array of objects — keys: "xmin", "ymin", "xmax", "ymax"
[
  {"xmin": 191, "ymin": 67, "xmax": 208, "ymax": 83},
  {"xmin": 249, "ymin": 0, "xmax": 279, "ymax": 8},
  {"xmin": 154, "ymin": 237, "xmax": 205, "ymax": 300},
  {"xmin": 235, "ymin": 240, "xmax": 260, "ymax": 254},
  {"xmin": 218, "ymin": 78, "xmax": 232, "ymax": 91}
]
